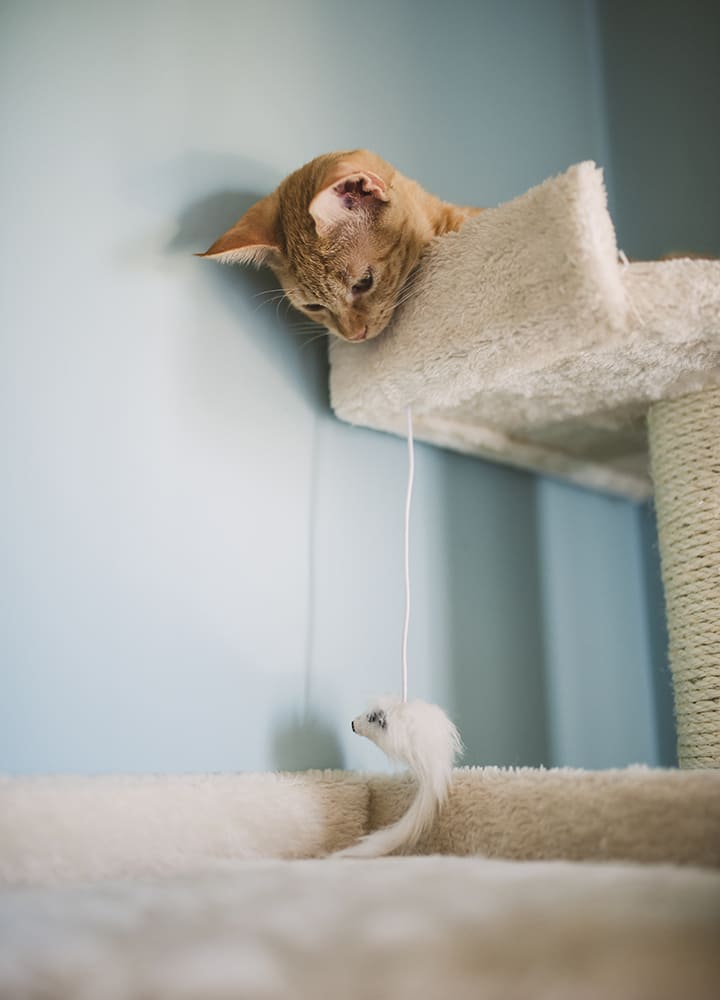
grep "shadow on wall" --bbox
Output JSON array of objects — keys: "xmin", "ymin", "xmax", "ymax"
[
  {"xmin": 443, "ymin": 459, "xmax": 550, "ymax": 768},
  {"xmin": 270, "ymin": 404, "xmax": 344, "ymax": 772},
  {"xmin": 168, "ymin": 170, "xmax": 330, "ymax": 416},
  {"xmin": 170, "ymin": 166, "xmax": 344, "ymax": 771},
  {"xmin": 271, "ymin": 711, "xmax": 345, "ymax": 772}
]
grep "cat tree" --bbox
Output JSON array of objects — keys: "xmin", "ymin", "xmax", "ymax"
[
  {"xmin": 2, "ymin": 163, "xmax": 719, "ymax": 1000},
  {"xmin": 330, "ymin": 162, "xmax": 720, "ymax": 768}
]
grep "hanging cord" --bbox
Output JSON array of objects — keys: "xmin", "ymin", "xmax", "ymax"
[{"xmin": 402, "ymin": 406, "xmax": 415, "ymax": 703}]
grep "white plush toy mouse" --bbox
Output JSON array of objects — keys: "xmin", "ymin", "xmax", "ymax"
[{"xmin": 335, "ymin": 695, "xmax": 462, "ymax": 859}]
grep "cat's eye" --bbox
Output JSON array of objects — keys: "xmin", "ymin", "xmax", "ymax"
[
  {"xmin": 352, "ymin": 272, "xmax": 374, "ymax": 295},
  {"xmin": 304, "ymin": 303, "xmax": 323, "ymax": 312}
]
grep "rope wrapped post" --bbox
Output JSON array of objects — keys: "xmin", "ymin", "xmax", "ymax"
[{"xmin": 648, "ymin": 388, "xmax": 720, "ymax": 767}]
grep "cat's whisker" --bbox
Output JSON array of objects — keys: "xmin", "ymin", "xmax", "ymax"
[
  {"xmin": 394, "ymin": 289, "xmax": 420, "ymax": 309},
  {"xmin": 283, "ymin": 299, "xmax": 299, "ymax": 318},
  {"xmin": 299, "ymin": 331, "xmax": 329, "ymax": 351},
  {"xmin": 394, "ymin": 277, "xmax": 424, "ymax": 309},
  {"xmin": 252, "ymin": 287, "xmax": 289, "ymax": 299},
  {"xmin": 277, "ymin": 298, "xmax": 304, "ymax": 323},
  {"xmin": 251, "ymin": 286, "xmax": 300, "ymax": 313},
  {"xmin": 253, "ymin": 294, "xmax": 288, "ymax": 315},
  {"xmin": 290, "ymin": 323, "xmax": 325, "ymax": 334},
  {"xmin": 393, "ymin": 275, "xmax": 422, "ymax": 310},
  {"xmin": 254, "ymin": 292, "xmax": 287, "ymax": 306}
]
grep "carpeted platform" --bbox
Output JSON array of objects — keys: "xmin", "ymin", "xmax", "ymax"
[
  {"xmin": 1, "ymin": 857, "xmax": 719, "ymax": 1000},
  {"xmin": 1, "ymin": 767, "xmax": 719, "ymax": 998},
  {"xmin": 2, "ymin": 767, "xmax": 719, "ymax": 885},
  {"xmin": 329, "ymin": 162, "xmax": 720, "ymax": 500}
]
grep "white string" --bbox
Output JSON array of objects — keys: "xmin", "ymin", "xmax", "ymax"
[{"xmin": 402, "ymin": 406, "xmax": 414, "ymax": 703}]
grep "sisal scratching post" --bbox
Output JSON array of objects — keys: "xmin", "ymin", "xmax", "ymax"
[{"xmin": 648, "ymin": 389, "xmax": 720, "ymax": 768}]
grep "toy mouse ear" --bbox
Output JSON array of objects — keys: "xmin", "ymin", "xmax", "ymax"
[
  {"xmin": 196, "ymin": 192, "xmax": 281, "ymax": 266},
  {"xmin": 309, "ymin": 157, "xmax": 391, "ymax": 236}
]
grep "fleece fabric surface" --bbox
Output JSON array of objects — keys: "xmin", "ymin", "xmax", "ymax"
[
  {"xmin": 329, "ymin": 162, "xmax": 720, "ymax": 499},
  {"xmin": 369, "ymin": 765, "xmax": 720, "ymax": 867},
  {"xmin": 0, "ymin": 771, "xmax": 369, "ymax": 886},
  {"xmin": 2, "ymin": 767, "xmax": 719, "ymax": 886},
  {"xmin": 2, "ymin": 768, "xmax": 719, "ymax": 999},
  {"xmin": 1, "ymin": 857, "xmax": 719, "ymax": 1000}
]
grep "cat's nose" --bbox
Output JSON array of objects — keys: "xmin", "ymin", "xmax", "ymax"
[{"xmin": 347, "ymin": 325, "xmax": 368, "ymax": 342}]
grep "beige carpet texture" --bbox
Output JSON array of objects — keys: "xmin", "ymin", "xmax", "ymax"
[
  {"xmin": 2, "ymin": 766, "xmax": 719, "ymax": 886},
  {"xmin": 330, "ymin": 162, "xmax": 720, "ymax": 500},
  {"xmin": 2, "ymin": 857, "xmax": 719, "ymax": 1000},
  {"xmin": 1, "ymin": 768, "xmax": 719, "ymax": 1000}
]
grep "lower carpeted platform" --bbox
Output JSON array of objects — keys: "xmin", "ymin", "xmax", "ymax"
[
  {"xmin": 2, "ymin": 766, "xmax": 719, "ymax": 998},
  {"xmin": 1, "ymin": 857, "xmax": 718, "ymax": 1000}
]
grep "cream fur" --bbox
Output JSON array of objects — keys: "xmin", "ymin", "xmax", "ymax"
[{"xmin": 329, "ymin": 162, "xmax": 720, "ymax": 500}]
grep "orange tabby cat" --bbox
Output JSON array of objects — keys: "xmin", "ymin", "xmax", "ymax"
[{"xmin": 199, "ymin": 150, "xmax": 482, "ymax": 342}]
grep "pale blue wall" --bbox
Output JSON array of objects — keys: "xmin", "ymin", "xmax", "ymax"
[
  {"xmin": 1, "ymin": 0, "xmax": 662, "ymax": 773},
  {"xmin": 537, "ymin": 482, "xmax": 658, "ymax": 768},
  {"xmin": 597, "ymin": 0, "xmax": 720, "ymax": 261}
]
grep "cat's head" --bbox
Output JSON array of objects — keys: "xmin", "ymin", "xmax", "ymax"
[{"xmin": 198, "ymin": 151, "xmax": 428, "ymax": 343}]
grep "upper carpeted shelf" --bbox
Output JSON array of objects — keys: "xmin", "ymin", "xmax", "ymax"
[{"xmin": 329, "ymin": 162, "xmax": 720, "ymax": 500}]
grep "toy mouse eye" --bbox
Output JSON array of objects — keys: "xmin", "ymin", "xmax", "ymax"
[
  {"xmin": 304, "ymin": 303, "xmax": 323, "ymax": 312},
  {"xmin": 367, "ymin": 712, "xmax": 377, "ymax": 723},
  {"xmin": 352, "ymin": 272, "xmax": 373, "ymax": 295}
]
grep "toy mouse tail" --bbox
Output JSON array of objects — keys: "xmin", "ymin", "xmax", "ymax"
[{"xmin": 334, "ymin": 778, "xmax": 444, "ymax": 860}]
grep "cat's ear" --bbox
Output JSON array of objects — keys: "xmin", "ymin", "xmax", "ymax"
[
  {"xmin": 309, "ymin": 157, "xmax": 391, "ymax": 236},
  {"xmin": 197, "ymin": 193, "xmax": 281, "ymax": 266}
]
